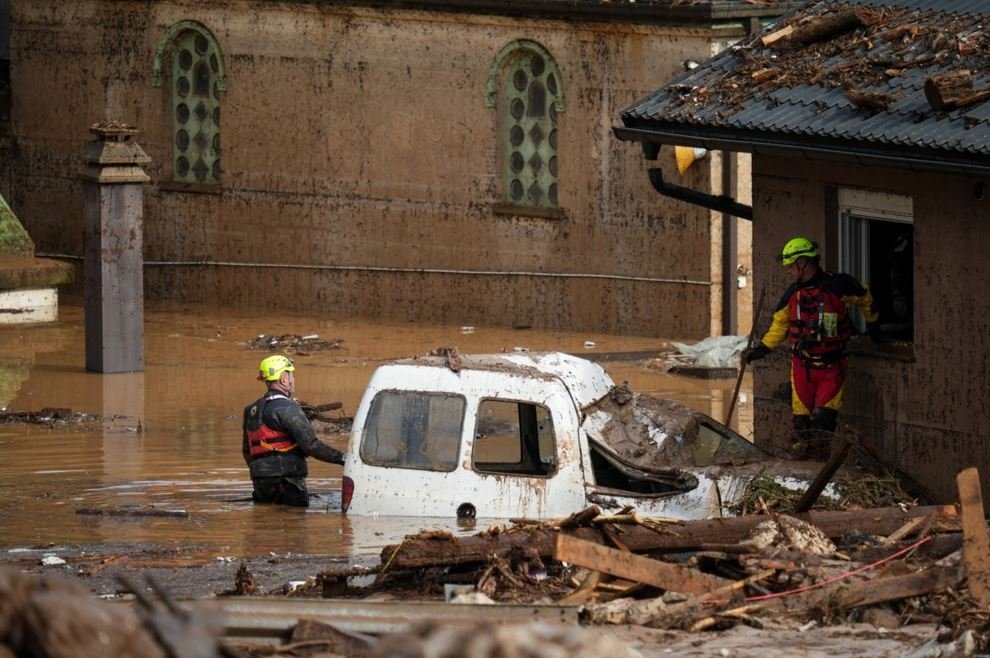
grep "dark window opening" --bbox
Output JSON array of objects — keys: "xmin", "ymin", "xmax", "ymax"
[
  {"xmin": 0, "ymin": 0, "xmax": 9, "ymax": 123},
  {"xmin": 866, "ymin": 221, "xmax": 914, "ymax": 342},
  {"xmin": 473, "ymin": 400, "xmax": 555, "ymax": 476},
  {"xmin": 840, "ymin": 212, "xmax": 914, "ymax": 343}
]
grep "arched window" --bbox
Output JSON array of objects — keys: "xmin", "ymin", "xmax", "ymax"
[
  {"xmin": 487, "ymin": 41, "xmax": 565, "ymax": 210},
  {"xmin": 153, "ymin": 21, "xmax": 227, "ymax": 185}
]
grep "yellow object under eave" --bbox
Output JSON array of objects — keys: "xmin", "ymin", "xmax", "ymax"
[{"xmin": 675, "ymin": 146, "xmax": 708, "ymax": 174}]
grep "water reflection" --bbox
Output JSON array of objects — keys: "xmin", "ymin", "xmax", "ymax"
[{"xmin": 0, "ymin": 302, "xmax": 752, "ymax": 561}]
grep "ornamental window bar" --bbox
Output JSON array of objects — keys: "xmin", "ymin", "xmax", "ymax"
[
  {"xmin": 153, "ymin": 22, "xmax": 227, "ymax": 186},
  {"xmin": 488, "ymin": 41, "xmax": 565, "ymax": 210}
]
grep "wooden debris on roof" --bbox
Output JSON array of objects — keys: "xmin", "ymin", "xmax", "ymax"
[
  {"xmin": 770, "ymin": 7, "xmax": 881, "ymax": 49},
  {"xmin": 846, "ymin": 89, "xmax": 895, "ymax": 111},
  {"xmin": 925, "ymin": 69, "xmax": 990, "ymax": 111}
]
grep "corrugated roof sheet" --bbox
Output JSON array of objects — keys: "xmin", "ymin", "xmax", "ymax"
[{"xmin": 619, "ymin": 0, "xmax": 990, "ymax": 165}]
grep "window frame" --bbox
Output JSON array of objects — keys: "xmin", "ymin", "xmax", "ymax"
[
  {"xmin": 486, "ymin": 40, "xmax": 565, "ymax": 215},
  {"xmin": 358, "ymin": 389, "xmax": 467, "ymax": 473},
  {"xmin": 472, "ymin": 398, "xmax": 558, "ymax": 478},
  {"xmin": 832, "ymin": 187, "xmax": 915, "ymax": 353},
  {"xmin": 152, "ymin": 21, "xmax": 227, "ymax": 188}
]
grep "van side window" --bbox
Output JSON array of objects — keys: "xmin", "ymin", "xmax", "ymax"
[
  {"xmin": 360, "ymin": 391, "xmax": 465, "ymax": 472},
  {"xmin": 473, "ymin": 400, "xmax": 555, "ymax": 476}
]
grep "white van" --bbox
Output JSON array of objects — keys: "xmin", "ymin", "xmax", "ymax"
[{"xmin": 341, "ymin": 352, "xmax": 831, "ymax": 519}]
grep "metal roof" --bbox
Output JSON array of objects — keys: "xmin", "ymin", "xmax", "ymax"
[
  {"xmin": 617, "ymin": 0, "xmax": 990, "ymax": 173},
  {"xmin": 295, "ymin": 0, "xmax": 806, "ymax": 25}
]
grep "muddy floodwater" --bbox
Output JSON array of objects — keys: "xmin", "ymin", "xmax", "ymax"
[{"xmin": 0, "ymin": 301, "xmax": 752, "ymax": 565}]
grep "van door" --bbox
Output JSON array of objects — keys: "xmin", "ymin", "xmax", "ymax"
[{"xmin": 466, "ymin": 379, "xmax": 585, "ymax": 518}]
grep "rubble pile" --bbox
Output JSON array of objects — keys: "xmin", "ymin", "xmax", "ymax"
[
  {"xmin": 0, "ymin": 407, "xmax": 105, "ymax": 430},
  {"xmin": 0, "ymin": 569, "xmax": 222, "ymax": 658},
  {"xmin": 668, "ymin": 3, "xmax": 990, "ymax": 117},
  {"xmin": 348, "ymin": 492, "xmax": 990, "ymax": 650},
  {"xmin": 730, "ymin": 470, "xmax": 914, "ymax": 514},
  {"xmin": 247, "ymin": 334, "xmax": 342, "ymax": 353}
]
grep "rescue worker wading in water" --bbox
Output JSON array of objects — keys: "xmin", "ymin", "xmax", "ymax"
[
  {"xmin": 743, "ymin": 237, "xmax": 880, "ymax": 459},
  {"xmin": 242, "ymin": 355, "xmax": 345, "ymax": 507}
]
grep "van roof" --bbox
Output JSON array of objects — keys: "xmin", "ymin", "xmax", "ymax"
[{"xmin": 390, "ymin": 351, "xmax": 614, "ymax": 409}]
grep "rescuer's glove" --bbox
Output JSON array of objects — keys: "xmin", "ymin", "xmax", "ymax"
[{"xmin": 742, "ymin": 344, "xmax": 771, "ymax": 364}]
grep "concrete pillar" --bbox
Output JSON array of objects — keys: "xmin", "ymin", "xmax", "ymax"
[{"xmin": 81, "ymin": 122, "xmax": 150, "ymax": 373}]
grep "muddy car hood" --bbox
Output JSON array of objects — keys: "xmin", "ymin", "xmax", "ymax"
[{"xmin": 582, "ymin": 390, "xmax": 835, "ymax": 483}]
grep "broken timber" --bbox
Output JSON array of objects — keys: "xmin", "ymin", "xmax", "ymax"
[
  {"xmin": 381, "ymin": 505, "xmax": 958, "ymax": 570},
  {"xmin": 769, "ymin": 8, "xmax": 875, "ymax": 49},
  {"xmin": 555, "ymin": 534, "xmax": 730, "ymax": 595},
  {"xmin": 956, "ymin": 467, "xmax": 990, "ymax": 606},
  {"xmin": 794, "ymin": 437, "xmax": 851, "ymax": 513},
  {"xmin": 924, "ymin": 70, "xmax": 990, "ymax": 111}
]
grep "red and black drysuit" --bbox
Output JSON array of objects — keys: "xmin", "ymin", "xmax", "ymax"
[
  {"xmin": 242, "ymin": 392, "xmax": 344, "ymax": 507},
  {"xmin": 755, "ymin": 269, "xmax": 878, "ymax": 456}
]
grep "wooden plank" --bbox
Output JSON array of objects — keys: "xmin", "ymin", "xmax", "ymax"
[
  {"xmin": 555, "ymin": 534, "xmax": 729, "ymax": 595},
  {"xmin": 760, "ymin": 25, "xmax": 793, "ymax": 47},
  {"xmin": 837, "ymin": 566, "xmax": 963, "ymax": 609},
  {"xmin": 956, "ymin": 467, "xmax": 990, "ymax": 606},
  {"xmin": 381, "ymin": 505, "xmax": 959, "ymax": 570}
]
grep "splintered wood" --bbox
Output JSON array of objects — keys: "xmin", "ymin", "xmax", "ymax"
[
  {"xmin": 555, "ymin": 535, "xmax": 729, "ymax": 595},
  {"xmin": 957, "ymin": 467, "xmax": 990, "ymax": 606}
]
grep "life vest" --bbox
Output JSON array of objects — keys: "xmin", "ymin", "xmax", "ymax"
[
  {"xmin": 786, "ymin": 276, "xmax": 854, "ymax": 365},
  {"xmin": 245, "ymin": 394, "xmax": 299, "ymax": 460}
]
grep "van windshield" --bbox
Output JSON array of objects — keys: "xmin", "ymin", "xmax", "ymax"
[{"xmin": 359, "ymin": 391, "xmax": 466, "ymax": 472}]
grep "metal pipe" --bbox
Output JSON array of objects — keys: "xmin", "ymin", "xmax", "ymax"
[
  {"xmin": 647, "ymin": 168, "xmax": 753, "ymax": 220},
  {"xmin": 36, "ymin": 253, "xmax": 712, "ymax": 287},
  {"xmin": 176, "ymin": 597, "xmax": 581, "ymax": 642},
  {"xmin": 721, "ymin": 152, "xmax": 738, "ymax": 335}
]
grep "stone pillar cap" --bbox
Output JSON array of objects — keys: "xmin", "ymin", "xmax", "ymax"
[{"xmin": 82, "ymin": 120, "xmax": 151, "ymax": 183}]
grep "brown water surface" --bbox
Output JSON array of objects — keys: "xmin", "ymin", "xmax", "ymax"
[{"xmin": 0, "ymin": 302, "xmax": 752, "ymax": 562}]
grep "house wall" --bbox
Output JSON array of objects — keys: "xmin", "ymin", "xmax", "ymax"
[
  {"xmin": 5, "ymin": 0, "xmax": 740, "ymax": 337},
  {"xmin": 751, "ymin": 155, "xmax": 990, "ymax": 502}
]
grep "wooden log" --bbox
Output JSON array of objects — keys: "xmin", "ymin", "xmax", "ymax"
[
  {"xmin": 845, "ymin": 90, "xmax": 894, "ymax": 112},
  {"xmin": 555, "ymin": 535, "xmax": 730, "ymax": 595},
  {"xmin": 722, "ymin": 565, "xmax": 962, "ymax": 617},
  {"xmin": 770, "ymin": 8, "xmax": 870, "ymax": 49},
  {"xmin": 925, "ymin": 69, "xmax": 974, "ymax": 111},
  {"xmin": 837, "ymin": 566, "xmax": 964, "ymax": 609},
  {"xmin": 557, "ymin": 505, "xmax": 602, "ymax": 529},
  {"xmin": 795, "ymin": 437, "xmax": 851, "ymax": 513},
  {"xmin": 957, "ymin": 467, "xmax": 990, "ymax": 606},
  {"xmin": 845, "ymin": 533, "xmax": 962, "ymax": 565},
  {"xmin": 879, "ymin": 22, "xmax": 919, "ymax": 42},
  {"xmin": 380, "ymin": 505, "xmax": 958, "ymax": 570}
]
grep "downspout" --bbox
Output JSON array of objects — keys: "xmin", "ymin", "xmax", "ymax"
[
  {"xmin": 721, "ymin": 153, "xmax": 738, "ymax": 335},
  {"xmin": 647, "ymin": 168, "xmax": 752, "ymax": 220}
]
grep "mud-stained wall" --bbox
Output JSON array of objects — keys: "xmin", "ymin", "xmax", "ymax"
[
  {"xmin": 750, "ymin": 155, "xmax": 990, "ymax": 502},
  {"xmin": 5, "ymin": 0, "xmax": 745, "ymax": 337}
]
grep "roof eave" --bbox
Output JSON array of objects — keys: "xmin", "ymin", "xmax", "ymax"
[
  {"xmin": 292, "ymin": 0, "xmax": 806, "ymax": 24},
  {"xmin": 614, "ymin": 124, "xmax": 990, "ymax": 178}
]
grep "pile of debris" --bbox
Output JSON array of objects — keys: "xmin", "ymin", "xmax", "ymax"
[
  {"xmin": 0, "ymin": 407, "xmax": 131, "ymax": 432},
  {"xmin": 299, "ymin": 400, "xmax": 353, "ymax": 434},
  {"xmin": 247, "ymin": 334, "xmax": 343, "ymax": 353},
  {"xmin": 313, "ymin": 469, "xmax": 990, "ymax": 650},
  {"xmin": 0, "ymin": 570, "xmax": 223, "ymax": 658}
]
